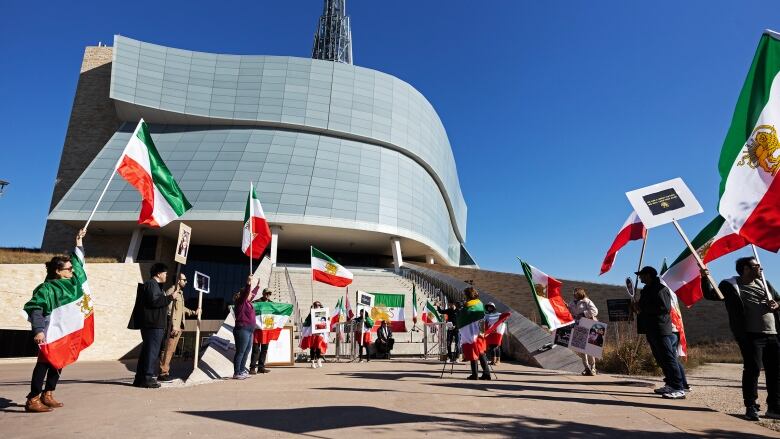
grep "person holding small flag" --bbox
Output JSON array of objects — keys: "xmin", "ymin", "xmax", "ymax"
[
  {"xmin": 23, "ymin": 229, "xmax": 90, "ymax": 412},
  {"xmin": 568, "ymin": 288, "xmax": 599, "ymax": 376}
]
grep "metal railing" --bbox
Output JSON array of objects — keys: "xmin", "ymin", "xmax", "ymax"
[
  {"xmin": 333, "ymin": 320, "xmax": 361, "ymax": 362},
  {"xmin": 422, "ymin": 322, "xmax": 448, "ymax": 360}
]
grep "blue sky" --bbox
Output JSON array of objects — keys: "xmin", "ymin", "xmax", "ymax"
[{"xmin": 2, "ymin": 0, "xmax": 780, "ymax": 286}]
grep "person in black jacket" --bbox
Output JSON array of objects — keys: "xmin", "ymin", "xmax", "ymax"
[
  {"xmin": 132, "ymin": 263, "xmax": 174, "ymax": 388},
  {"xmin": 635, "ymin": 266, "xmax": 684, "ymax": 399},
  {"xmin": 375, "ymin": 320, "xmax": 394, "ymax": 359},
  {"xmin": 701, "ymin": 257, "xmax": 780, "ymax": 421},
  {"xmin": 438, "ymin": 302, "xmax": 460, "ymax": 362}
]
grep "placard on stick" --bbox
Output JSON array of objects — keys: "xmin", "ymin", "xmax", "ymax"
[
  {"xmin": 625, "ymin": 178, "xmax": 703, "ymax": 228},
  {"xmin": 311, "ymin": 307, "xmax": 330, "ymax": 335},
  {"xmin": 194, "ymin": 271, "xmax": 210, "ymax": 294},
  {"xmin": 174, "ymin": 222, "xmax": 192, "ymax": 265}
]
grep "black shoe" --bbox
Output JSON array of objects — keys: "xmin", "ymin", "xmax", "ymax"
[
  {"xmin": 746, "ymin": 405, "xmax": 760, "ymax": 421},
  {"xmin": 479, "ymin": 374, "xmax": 492, "ymax": 381},
  {"xmin": 140, "ymin": 379, "xmax": 161, "ymax": 389},
  {"xmin": 157, "ymin": 374, "xmax": 173, "ymax": 382},
  {"xmin": 259, "ymin": 367, "xmax": 271, "ymax": 374},
  {"xmin": 466, "ymin": 374, "xmax": 478, "ymax": 380},
  {"xmin": 248, "ymin": 368, "xmax": 257, "ymax": 375}
]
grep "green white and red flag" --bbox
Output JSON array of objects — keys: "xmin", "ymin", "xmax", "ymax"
[
  {"xmin": 660, "ymin": 215, "xmax": 748, "ymax": 306},
  {"xmin": 485, "ymin": 312, "xmax": 510, "ymax": 346},
  {"xmin": 600, "ymin": 211, "xmax": 647, "ymax": 275},
  {"xmin": 252, "ymin": 302, "xmax": 292, "ymax": 344},
  {"xmin": 311, "ymin": 247, "xmax": 353, "ymax": 287},
  {"xmin": 299, "ymin": 313, "xmax": 328, "ymax": 352},
  {"xmin": 23, "ymin": 247, "xmax": 94, "ymax": 369},
  {"xmin": 242, "ymin": 183, "xmax": 271, "ymax": 259},
  {"xmin": 457, "ymin": 299, "xmax": 487, "ymax": 361},
  {"xmin": 669, "ymin": 293, "xmax": 688, "ymax": 357},
  {"xmin": 369, "ymin": 292, "xmax": 406, "ymax": 332},
  {"xmin": 718, "ymin": 30, "xmax": 780, "ymax": 251},
  {"xmin": 521, "ymin": 260, "xmax": 574, "ymax": 330},
  {"xmin": 412, "ymin": 286, "xmax": 418, "ymax": 323},
  {"xmin": 422, "ymin": 300, "xmax": 442, "ymax": 323},
  {"xmin": 115, "ymin": 119, "xmax": 191, "ymax": 227},
  {"xmin": 330, "ymin": 297, "xmax": 343, "ymax": 330},
  {"xmin": 344, "ymin": 292, "xmax": 354, "ymax": 320}
]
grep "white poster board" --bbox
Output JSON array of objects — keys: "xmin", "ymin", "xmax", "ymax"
[
  {"xmin": 625, "ymin": 178, "xmax": 703, "ymax": 229},
  {"xmin": 194, "ymin": 271, "xmax": 210, "ymax": 294},
  {"xmin": 266, "ymin": 326, "xmax": 294, "ymax": 366},
  {"xmin": 174, "ymin": 222, "xmax": 192, "ymax": 264},
  {"xmin": 568, "ymin": 318, "xmax": 607, "ymax": 359},
  {"xmin": 311, "ymin": 307, "xmax": 330, "ymax": 335},
  {"xmin": 356, "ymin": 290, "xmax": 374, "ymax": 318}
]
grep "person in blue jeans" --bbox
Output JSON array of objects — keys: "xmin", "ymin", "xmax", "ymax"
[{"xmin": 232, "ymin": 275, "xmax": 259, "ymax": 379}]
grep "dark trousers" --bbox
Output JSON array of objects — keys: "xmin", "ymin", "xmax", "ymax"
[
  {"xmin": 446, "ymin": 329, "xmax": 460, "ymax": 360},
  {"xmin": 360, "ymin": 343, "xmax": 370, "ymax": 361},
  {"xmin": 250, "ymin": 343, "xmax": 269, "ymax": 370},
  {"xmin": 737, "ymin": 333, "xmax": 780, "ymax": 409},
  {"xmin": 28, "ymin": 360, "xmax": 60, "ymax": 398},
  {"xmin": 670, "ymin": 332, "xmax": 688, "ymax": 389},
  {"xmin": 233, "ymin": 326, "xmax": 253, "ymax": 376},
  {"xmin": 646, "ymin": 333, "xmax": 683, "ymax": 391},
  {"xmin": 470, "ymin": 353, "xmax": 489, "ymax": 376},
  {"xmin": 487, "ymin": 344, "xmax": 501, "ymax": 362},
  {"xmin": 135, "ymin": 328, "xmax": 164, "ymax": 383},
  {"xmin": 310, "ymin": 348, "xmax": 322, "ymax": 361}
]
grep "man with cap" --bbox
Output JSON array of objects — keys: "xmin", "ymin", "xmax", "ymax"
[
  {"xmin": 634, "ymin": 266, "xmax": 685, "ymax": 399},
  {"xmin": 249, "ymin": 288, "xmax": 273, "ymax": 374}
]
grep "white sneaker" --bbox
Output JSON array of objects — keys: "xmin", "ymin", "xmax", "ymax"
[
  {"xmin": 317, "ymin": 358, "xmax": 323, "ymax": 367},
  {"xmin": 662, "ymin": 390, "xmax": 686, "ymax": 400},
  {"xmin": 359, "ymin": 359, "xmax": 365, "ymax": 363},
  {"xmin": 653, "ymin": 385, "xmax": 673, "ymax": 395},
  {"xmin": 310, "ymin": 361, "xmax": 316, "ymax": 368}
]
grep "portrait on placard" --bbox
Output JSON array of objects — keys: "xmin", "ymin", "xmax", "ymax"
[
  {"xmin": 356, "ymin": 290, "xmax": 374, "ymax": 318},
  {"xmin": 311, "ymin": 308, "xmax": 330, "ymax": 334},
  {"xmin": 174, "ymin": 223, "xmax": 192, "ymax": 264},
  {"xmin": 568, "ymin": 318, "xmax": 607, "ymax": 358},
  {"xmin": 194, "ymin": 271, "xmax": 210, "ymax": 294}
]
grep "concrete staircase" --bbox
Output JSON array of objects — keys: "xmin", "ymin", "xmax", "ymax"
[{"xmin": 268, "ymin": 265, "xmax": 430, "ymax": 356}]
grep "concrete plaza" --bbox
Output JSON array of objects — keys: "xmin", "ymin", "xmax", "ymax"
[{"xmin": 0, "ymin": 359, "xmax": 776, "ymax": 438}]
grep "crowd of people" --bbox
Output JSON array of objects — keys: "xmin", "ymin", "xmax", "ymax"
[{"xmin": 20, "ymin": 229, "xmax": 780, "ymax": 423}]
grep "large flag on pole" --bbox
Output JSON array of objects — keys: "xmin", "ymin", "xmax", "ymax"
[
  {"xmin": 311, "ymin": 247, "xmax": 353, "ymax": 287},
  {"xmin": 600, "ymin": 211, "xmax": 647, "ymax": 274},
  {"xmin": 330, "ymin": 297, "xmax": 343, "ymax": 330},
  {"xmin": 344, "ymin": 292, "xmax": 354, "ymax": 320},
  {"xmin": 521, "ymin": 260, "xmax": 574, "ymax": 330},
  {"xmin": 115, "ymin": 119, "xmax": 191, "ymax": 227},
  {"xmin": 242, "ymin": 183, "xmax": 271, "ymax": 259},
  {"xmin": 23, "ymin": 247, "xmax": 94, "ymax": 369},
  {"xmin": 661, "ymin": 215, "xmax": 748, "ymax": 306},
  {"xmin": 718, "ymin": 30, "xmax": 780, "ymax": 252},
  {"xmin": 252, "ymin": 302, "xmax": 293, "ymax": 344},
  {"xmin": 422, "ymin": 300, "xmax": 443, "ymax": 323}
]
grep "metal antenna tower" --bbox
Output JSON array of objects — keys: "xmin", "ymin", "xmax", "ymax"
[{"xmin": 311, "ymin": 0, "xmax": 353, "ymax": 64}]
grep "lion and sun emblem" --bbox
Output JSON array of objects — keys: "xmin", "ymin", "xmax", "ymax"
[{"xmin": 738, "ymin": 124, "xmax": 780, "ymax": 176}]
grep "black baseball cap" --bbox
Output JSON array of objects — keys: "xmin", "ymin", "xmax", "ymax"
[{"xmin": 634, "ymin": 266, "xmax": 658, "ymax": 276}]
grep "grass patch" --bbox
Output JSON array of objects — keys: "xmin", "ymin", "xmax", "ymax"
[{"xmin": 0, "ymin": 248, "xmax": 119, "ymax": 264}]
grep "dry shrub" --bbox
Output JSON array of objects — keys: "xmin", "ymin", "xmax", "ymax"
[
  {"xmin": 685, "ymin": 340, "xmax": 742, "ymax": 366},
  {"xmin": 599, "ymin": 327, "xmax": 661, "ymax": 375},
  {"xmin": 0, "ymin": 248, "xmax": 119, "ymax": 264}
]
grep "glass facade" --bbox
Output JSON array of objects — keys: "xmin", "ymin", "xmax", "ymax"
[{"xmin": 50, "ymin": 36, "xmax": 468, "ymax": 265}]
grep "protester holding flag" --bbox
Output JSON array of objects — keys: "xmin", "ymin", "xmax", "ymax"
[
  {"xmin": 484, "ymin": 303, "xmax": 506, "ymax": 366},
  {"xmin": 568, "ymin": 288, "xmax": 599, "ymax": 376},
  {"xmin": 668, "ymin": 293, "xmax": 690, "ymax": 394},
  {"xmin": 701, "ymin": 258, "xmax": 780, "ymax": 421},
  {"xmin": 635, "ymin": 266, "xmax": 685, "ymax": 400},
  {"xmin": 300, "ymin": 301, "xmax": 328, "ymax": 368},
  {"xmin": 458, "ymin": 287, "xmax": 491, "ymax": 380},
  {"xmin": 23, "ymin": 229, "xmax": 90, "ymax": 412},
  {"xmin": 232, "ymin": 276, "xmax": 260, "ymax": 379},
  {"xmin": 249, "ymin": 288, "xmax": 274, "ymax": 375}
]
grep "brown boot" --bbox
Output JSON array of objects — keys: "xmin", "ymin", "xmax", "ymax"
[
  {"xmin": 42, "ymin": 390, "xmax": 63, "ymax": 408},
  {"xmin": 25, "ymin": 395, "xmax": 53, "ymax": 413}
]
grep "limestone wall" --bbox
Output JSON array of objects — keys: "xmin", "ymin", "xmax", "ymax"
[{"xmin": 0, "ymin": 262, "xmax": 146, "ymax": 361}]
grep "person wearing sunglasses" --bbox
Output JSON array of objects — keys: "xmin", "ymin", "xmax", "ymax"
[
  {"xmin": 158, "ymin": 274, "xmax": 199, "ymax": 382},
  {"xmin": 702, "ymin": 257, "xmax": 780, "ymax": 421}
]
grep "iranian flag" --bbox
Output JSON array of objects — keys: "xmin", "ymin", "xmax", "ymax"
[
  {"xmin": 299, "ymin": 314, "xmax": 328, "ymax": 352},
  {"xmin": 521, "ymin": 260, "xmax": 574, "ymax": 330},
  {"xmin": 23, "ymin": 247, "xmax": 94, "ymax": 369},
  {"xmin": 344, "ymin": 293, "xmax": 354, "ymax": 320},
  {"xmin": 115, "ymin": 119, "xmax": 191, "ymax": 227},
  {"xmin": 457, "ymin": 299, "xmax": 487, "ymax": 361},
  {"xmin": 669, "ymin": 293, "xmax": 688, "ymax": 357},
  {"xmin": 718, "ymin": 30, "xmax": 780, "ymax": 251},
  {"xmin": 311, "ymin": 247, "xmax": 353, "ymax": 287},
  {"xmin": 661, "ymin": 215, "xmax": 748, "ymax": 306},
  {"xmin": 422, "ymin": 300, "xmax": 442, "ymax": 323},
  {"xmin": 242, "ymin": 183, "xmax": 271, "ymax": 259},
  {"xmin": 252, "ymin": 302, "xmax": 292, "ymax": 344},
  {"xmin": 369, "ymin": 292, "xmax": 406, "ymax": 332},
  {"xmin": 412, "ymin": 285, "xmax": 419, "ymax": 324},
  {"xmin": 330, "ymin": 297, "xmax": 343, "ymax": 330},
  {"xmin": 600, "ymin": 211, "xmax": 647, "ymax": 274},
  {"xmin": 485, "ymin": 312, "xmax": 511, "ymax": 346}
]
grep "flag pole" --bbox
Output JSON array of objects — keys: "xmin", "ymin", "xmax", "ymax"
[
  {"xmin": 84, "ymin": 167, "xmax": 119, "ymax": 231},
  {"xmin": 750, "ymin": 244, "xmax": 773, "ymax": 301},
  {"xmin": 633, "ymin": 230, "xmax": 649, "ymax": 300},
  {"xmin": 249, "ymin": 182, "xmax": 253, "ymax": 277},
  {"xmin": 671, "ymin": 219, "xmax": 724, "ymax": 299},
  {"xmin": 310, "ymin": 246, "xmax": 314, "ymax": 305}
]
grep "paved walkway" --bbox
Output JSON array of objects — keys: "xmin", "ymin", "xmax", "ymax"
[{"xmin": 0, "ymin": 359, "xmax": 777, "ymax": 438}]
